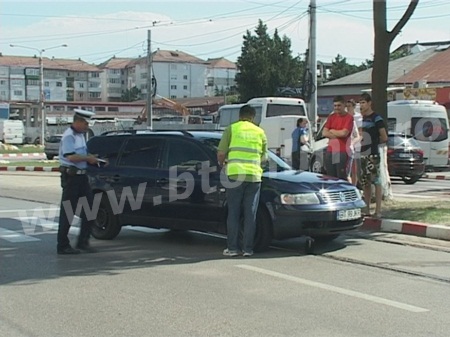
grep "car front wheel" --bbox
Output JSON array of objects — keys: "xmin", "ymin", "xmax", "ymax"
[
  {"xmin": 402, "ymin": 175, "xmax": 421, "ymax": 184},
  {"xmin": 92, "ymin": 193, "xmax": 122, "ymax": 240},
  {"xmin": 310, "ymin": 156, "xmax": 324, "ymax": 174}
]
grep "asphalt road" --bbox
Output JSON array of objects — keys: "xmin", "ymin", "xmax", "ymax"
[{"xmin": 1, "ymin": 172, "xmax": 450, "ymax": 337}]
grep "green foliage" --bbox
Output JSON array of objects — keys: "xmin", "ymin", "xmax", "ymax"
[
  {"xmin": 236, "ymin": 20, "xmax": 304, "ymax": 102},
  {"xmin": 121, "ymin": 86, "xmax": 141, "ymax": 102},
  {"xmin": 328, "ymin": 54, "xmax": 360, "ymax": 81},
  {"xmin": 390, "ymin": 49, "xmax": 412, "ymax": 60}
]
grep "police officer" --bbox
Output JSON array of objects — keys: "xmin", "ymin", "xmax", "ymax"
[
  {"xmin": 217, "ymin": 104, "xmax": 267, "ymax": 257},
  {"xmin": 57, "ymin": 109, "xmax": 103, "ymax": 254}
]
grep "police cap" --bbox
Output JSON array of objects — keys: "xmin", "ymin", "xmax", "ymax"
[{"xmin": 74, "ymin": 109, "xmax": 95, "ymax": 121}]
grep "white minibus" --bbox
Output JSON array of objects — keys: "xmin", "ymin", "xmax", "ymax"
[
  {"xmin": 217, "ymin": 97, "xmax": 309, "ymax": 160},
  {"xmin": 387, "ymin": 100, "xmax": 449, "ymax": 169}
]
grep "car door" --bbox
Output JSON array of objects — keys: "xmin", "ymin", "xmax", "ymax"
[
  {"xmin": 113, "ymin": 136, "xmax": 166, "ymax": 224},
  {"xmin": 155, "ymin": 137, "xmax": 223, "ymax": 232}
]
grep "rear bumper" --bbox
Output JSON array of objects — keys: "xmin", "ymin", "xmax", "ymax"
[{"xmin": 388, "ymin": 160, "xmax": 425, "ymax": 177}]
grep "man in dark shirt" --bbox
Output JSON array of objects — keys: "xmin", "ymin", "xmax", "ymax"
[{"xmin": 359, "ymin": 93, "xmax": 388, "ymax": 218}]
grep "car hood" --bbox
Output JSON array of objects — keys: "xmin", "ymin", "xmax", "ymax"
[{"xmin": 263, "ymin": 170, "xmax": 354, "ymax": 191}]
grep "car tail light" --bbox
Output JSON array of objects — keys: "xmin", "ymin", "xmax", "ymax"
[
  {"xmin": 417, "ymin": 149, "xmax": 424, "ymax": 157},
  {"xmin": 387, "ymin": 149, "xmax": 395, "ymax": 156}
]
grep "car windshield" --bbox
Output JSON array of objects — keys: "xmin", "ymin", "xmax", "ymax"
[
  {"xmin": 198, "ymin": 136, "xmax": 292, "ymax": 172},
  {"xmin": 388, "ymin": 134, "xmax": 421, "ymax": 148}
]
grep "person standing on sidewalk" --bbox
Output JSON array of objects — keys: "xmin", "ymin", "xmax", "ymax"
[
  {"xmin": 291, "ymin": 117, "xmax": 309, "ymax": 170},
  {"xmin": 217, "ymin": 104, "xmax": 267, "ymax": 257},
  {"xmin": 57, "ymin": 109, "xmax": 103, "ymax": 255},
  {"xmin": 323, "ymin": 95, "xmax": 354, "ymax": 180},
  {"xmin": 346, "ymin": 99, "xmax": 363, "ymax": 186},
  {"xmin": 359, "ymin": 93, "xmax": 388, "ymax": 218}
]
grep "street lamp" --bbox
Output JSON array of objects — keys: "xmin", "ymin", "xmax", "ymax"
[{"xmin": 10, "ymin": 44, "xmax": 67, "ymax": 146}]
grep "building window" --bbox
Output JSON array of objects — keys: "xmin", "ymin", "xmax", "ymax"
[
  {"xmin": 90, "ymin": 72, "xmax": 99, "ymax": 78},
  {"xmin": 56, "ymin": 82, "xmax": 63, "ymax": 87},
  {"xmin": 108, "ymin": 107, "xmax": 119, "ymax": 112},
  {"xmin": 170, "ymin": 95, "xmax": 177, "ymax": 99},
  {"xmin": 89, "ymin": 92, "xmax": 101, "ymax": 98},
  {"xmin": 27, "ymin": 79, "xmax": 39, "ymax": 86},
  {"xmin": 0, "ymin": 80, "xmax": 5, "ymax": 85},
  {"xmin": 183, "ymin": 85, "xmax": 188, "ymax": 90},
  {"xmin": 170, "ymin": 64, "xmax": 177, "ymax": 70},
  {"xmin": 183, "ymin": 75, "xmax": 188, "ymax": 80},
  {"xmin": 14, "ymin": 90, "xmax": 23, "ymax": 96},
  {"xmin": 170, "ymin": 74, "xmax": 177, "ymax": 80},
  {"xmin": 170, "ymin": 85, "xmax": 177, "ymax": 90},
  {"xmin": 79, "ymin": 83, "xmax": 84, "ymax": 88},
  {"xmin": 44, "ymin": 81, "xmax": 49, "ymax": 87}
]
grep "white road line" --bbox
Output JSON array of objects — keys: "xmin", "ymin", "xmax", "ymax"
[
  {"xmin": 394, "ymin": 193, "xmax": 436, "ymax": 199},
  {"xmin": 0, "ymin": 227, "xmax": 40, "ymax": 242},
  {"xmin": 0, "ymin": 207, "xmax": 60, "ymax": 214},
  {"xmin": 236, "ymin": 264, "xmax": 429, "ymax": 313}
]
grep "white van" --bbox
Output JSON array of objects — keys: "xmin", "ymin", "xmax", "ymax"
[
  {"xmin": 387, "ymin": 100, "xmax": 449, "ymax": 169},
  {"xmin": 217, "ymin": 97, "xmax": 309, "ymax": 160},
  {"xmin": 0, "ymin": 119, "xmax": 25, "ymax": 145}
]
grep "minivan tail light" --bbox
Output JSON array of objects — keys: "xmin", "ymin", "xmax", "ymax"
[{"xmin": 387, "ymin": 149, "xmax": 394, "ymax": 156}]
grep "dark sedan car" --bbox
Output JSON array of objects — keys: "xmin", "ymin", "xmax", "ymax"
[
  {"xmin": 387, "ymin": 133, "xmax": 425, "ymax": 184},
  {"xmin": 86, "ymin": 131, "xmax": 366, "ymax": 251}
]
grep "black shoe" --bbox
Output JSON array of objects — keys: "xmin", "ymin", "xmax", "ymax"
[
  {"xmin": 57, "ymin": 246, "xmax": 81, "ymax": 255},
  {"xmin": 76, "ymin": 243, "xmax": 98, "ymax": 253}
]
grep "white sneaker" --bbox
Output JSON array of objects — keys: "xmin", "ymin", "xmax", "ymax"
[
  {"xmin": 243, "ymin": 251, "xmax": 253, "ymax": 257},
  {"xmin": 223, "ymin": 249, "xmax": 239, "ymax": 257}
]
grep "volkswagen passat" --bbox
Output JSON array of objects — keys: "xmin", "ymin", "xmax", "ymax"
[{"xmin": 87, "ymin": 131, "xmax": 365, "ymax": 251}]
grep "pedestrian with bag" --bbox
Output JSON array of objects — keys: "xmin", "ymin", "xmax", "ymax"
[
  {"xmin": 217, "ymin": 104, "xmax": 267, "ymax": 257},
  {"xmin": 57, "ymin": 109, "xmax": 105, "ymax": 255},
  {"xmin": 359, "ymin": 93, "xmax": 388, "ymax": 218}
]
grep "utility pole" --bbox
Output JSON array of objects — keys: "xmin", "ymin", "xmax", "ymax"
[
  {"xmin": 308, "ymin": 0, "xmax": 317, "ymax": 132},
  {"xmin": 10, "ymin": 43, "xmax": 67, "ymax": 145},
  {"xmin": 146, "ymin": 30, "xmax": 153, "ymax": 129}
]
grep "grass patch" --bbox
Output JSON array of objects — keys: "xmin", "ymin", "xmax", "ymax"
[
  {"xmin": 0, "ymin": 160, "xmax": 58, "ymax": 167},
  {"xmin": 0, "ymin": 145, "xmax": 44, "ymax": 154},
  {"xmin": 382, "ymin": 200, "xmax": 450, "ymax": 226}
]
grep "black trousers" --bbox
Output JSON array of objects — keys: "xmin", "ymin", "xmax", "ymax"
[
  {"xmin": 57, "ymin": 173, "xmax": 95, "ymax": 250},
  {"xmin": 325, "ymin": 152, "xmax": 349, "ymax": 180}
]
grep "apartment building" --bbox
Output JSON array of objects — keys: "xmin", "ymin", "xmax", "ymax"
[
  {"xmin": 205, "ymin": 57, "xmax": 237, "ymax": 96},
  {"xmin": 0, "ymin": 54, "xmax": 102, "ymax": 103}
]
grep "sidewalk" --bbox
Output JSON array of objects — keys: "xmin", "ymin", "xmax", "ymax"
[{"xmin": 0, "ymin": 152, "xmax": 46, "ymax": 159}]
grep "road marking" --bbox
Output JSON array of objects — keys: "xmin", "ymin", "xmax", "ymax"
[
  {"xmin": 394, "ymin": 193, "xmax": 436, "ymax": 199},
  {"xmin": 0, "ymin": 227, "xmax": 40, "ymax": 242},
  {"xmin": 0, "ymin": 207, "xmax": 60, "ymax": 214},
  {"xmin": 236, "ymin": 264, "xmax": 429, "ymax": 313}
]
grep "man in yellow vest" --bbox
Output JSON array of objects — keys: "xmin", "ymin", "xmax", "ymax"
[{"xmin": 217, "ymin": 104, "xmax": 267, "ymax": 257}]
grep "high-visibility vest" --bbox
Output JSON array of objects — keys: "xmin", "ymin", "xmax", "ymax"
[{"xmin": 227, "ymin": 121, "xmax": 265, "ymax": 180}]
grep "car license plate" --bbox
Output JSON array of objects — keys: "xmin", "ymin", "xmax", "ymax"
[
  {"xmin": 337, "ymin": 208, "xmax": 361, "ymax": 221},
  {"xmin": 399, "ymin": 153, "xmax": 412, "ymax": 158}
]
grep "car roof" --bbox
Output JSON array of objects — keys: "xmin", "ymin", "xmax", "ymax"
[{"xmin": 99, "ymin": 129, "xmax": 222, "ymax": 140}]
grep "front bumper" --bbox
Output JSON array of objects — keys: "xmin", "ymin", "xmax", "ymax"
[{"xmin": 270, "ymin": 200, "xmax": 366, "ymax": 239}]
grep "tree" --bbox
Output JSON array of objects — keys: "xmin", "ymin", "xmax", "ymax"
[
  {"xmin": 121, "ymin": 86, "xmax": 141, "ymax": 102},
  {"xmin": 236, "ymin": 20, "xmax": 304, "ymax": 102},
  {"xmin": 327, "ymin": 54, "xmax": 360, "ymax": 81},
  {"xmin": 372, "ymin": 0, "xmax": 419, "ymax": 120}
]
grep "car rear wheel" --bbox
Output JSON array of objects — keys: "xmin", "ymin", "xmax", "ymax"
[
  {"xmin": 46, "ymin": 154, "xmax": 54, "ymax": 160},
  {"xmin": 402, "ymin": 175, "xmax": 421, "ymax": 184},
  {"xmin": 92, "ymin": 193, "xmax": 121, "ymax": 240}
]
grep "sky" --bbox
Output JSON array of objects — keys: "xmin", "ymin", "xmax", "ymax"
[{"xmin": 2, "ymin": 0, "xmax": 450, "ymax": 66}]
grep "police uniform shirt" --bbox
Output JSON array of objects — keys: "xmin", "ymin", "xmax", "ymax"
[{"xmin": 59, "ymin": 126, "xmax": 88, "ymax": 169}]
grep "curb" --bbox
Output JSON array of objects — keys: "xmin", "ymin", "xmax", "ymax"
[
  {"xmin": 0, "ymin": 153, "xmax": 45, "ymax": 158},
  {"xmin": 423, "ymin": 173, "xmax": 450, "ymax": 180},
  {"xmin": 361, "ymin": 217, "xmax": 450, "ymax": 241},
  {"xmin": 0, "ymin": 166, "xmax": 59, "ymax": 172}
]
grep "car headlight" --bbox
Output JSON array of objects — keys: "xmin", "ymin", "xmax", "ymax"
[{"xmin": 280, "ymin": 193, "xmax": 320, "ymax": 205}]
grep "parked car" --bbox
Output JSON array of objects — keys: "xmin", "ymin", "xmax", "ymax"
[
  {"xmin": 44, "ymin": 134, "xmax": 62, "ymax": 160},
  {"xmin": 86, "ymin": 131, "xmax": 366, "ymax": 252},
  {"xmin": 387, "ymin": 132, "xmax": 425, "ymax": 184}
]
